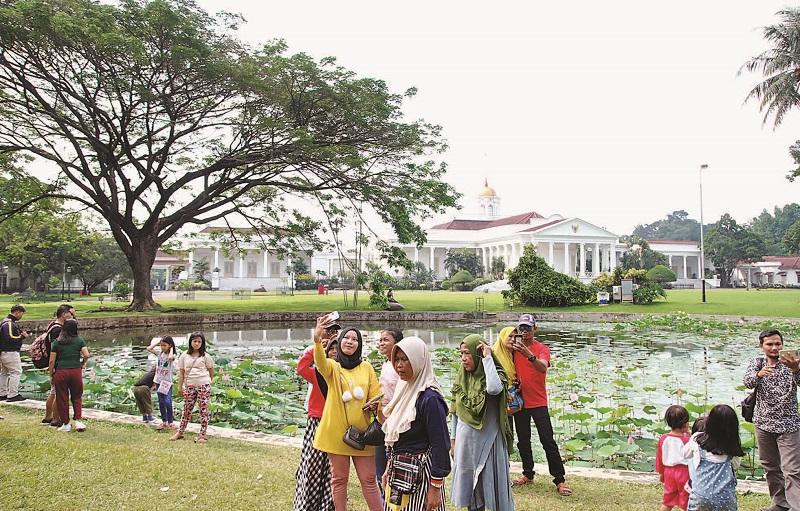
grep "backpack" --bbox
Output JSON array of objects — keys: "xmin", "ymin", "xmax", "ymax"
[{"xmin": 30, "ymin": 323, "xmax": 57, "ymax": 369}]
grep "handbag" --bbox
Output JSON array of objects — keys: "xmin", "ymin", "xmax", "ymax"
[
  {"xmin": 362, "ymin": 414, "xmax": 385, "ymax": 446},
  {"xmin": 343, "ymin": 424, "xmax": 366, "ymax": 450},
  {"xmin": 742, "ymin": 358, "xmax": 764, "ymax": 423},
  {"xmin": 507, "ymin": 380, "xmax": 523, "ymax": 415},
  {"xmin": 388, "ymin": 451, "xmax": 424, "ymax": 495}
]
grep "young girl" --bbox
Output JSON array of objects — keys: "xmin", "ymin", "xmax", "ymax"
[
  {"xmin": 682, "ymin": 404, "xmax": 744, "ymax": 511},
  {"xmin": 170, "ymin": 332, "xmax": 214, "ymax": 443},
  {"xmin": 656, "ymin": 405, "xmax": 691, "ymax": 511},
  {"xmin": 147, "ymin": 336, "xmax": 177, "ymax": 430}
]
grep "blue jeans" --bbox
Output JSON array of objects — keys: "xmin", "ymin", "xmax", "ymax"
[{"xmin": 157, "ymin": 390, "xmax": 174, "ymax": 423}]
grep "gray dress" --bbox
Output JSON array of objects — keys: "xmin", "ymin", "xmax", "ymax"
[{"xmin": 451, "ymin": 357, "xmax": 514, "ymax": 511}]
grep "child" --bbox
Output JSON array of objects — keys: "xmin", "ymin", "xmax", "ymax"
[
  {"xmin": 147, "ymin": 336, "xmax": 177, "ymax": 430},
  {"xmin": 656, "ymin": 405, "xmax": 691, "ymax": 511},
  {"xmin": 170, "ymin": 332, "xmax": 214, "ymax": 443},
  {"xmin": 682, "ymin": 405, "xmax": 743, "ymax": 511}
]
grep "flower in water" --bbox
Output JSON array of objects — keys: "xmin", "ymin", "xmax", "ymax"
[
  {"xmin": 569, "ymin": 393, "xmax": 579, "ymax": 403},
  {"xmin": 628, "ymin": 435, "xmax": 635, "ymax": 445}
]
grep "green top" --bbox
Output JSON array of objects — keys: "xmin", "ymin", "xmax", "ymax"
[{"xmin": 52, "ymin": 336, "xmax": 87, "ymax": 369}]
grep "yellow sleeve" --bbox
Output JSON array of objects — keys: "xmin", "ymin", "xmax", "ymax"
[
  {"xmin": 367, "ymin": 363, "xmax": 381, "ymax": 401},
  {"xmin": 313, "ymin": 340, "xmax": 335, "ymax": 380}
]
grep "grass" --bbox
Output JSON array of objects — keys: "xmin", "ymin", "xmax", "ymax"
[
  {"xmin": 2, "ymin": 288, "xmax": 800, "ymax": 321},
  {"xmin": 0, "ymin": 407, "xmax": 772, "ymax": 511}
]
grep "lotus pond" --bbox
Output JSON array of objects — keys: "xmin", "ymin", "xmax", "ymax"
[{"xmin": 19, "ymin": 315, "xmax": 797, "ymax": 479}]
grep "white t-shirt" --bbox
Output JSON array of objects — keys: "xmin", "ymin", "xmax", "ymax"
[{"xmin": 177, "ymin": 353, "xmax": 214, "ymax": 386}]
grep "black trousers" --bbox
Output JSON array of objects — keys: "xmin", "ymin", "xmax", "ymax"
[{"xmin": 511, "ymin": 406, "xmax": 566, "ymax": 485}]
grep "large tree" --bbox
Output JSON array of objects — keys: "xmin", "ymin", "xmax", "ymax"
[
  {"xmin": 0, "ymin": 0, "xmax": 458, "ymax": 310},
  {"xmin": 620, "ymin": 236, "xmax": 669, "ymax": 271},
  {"xmin": 444, "ymin": 248, "xmax": 484, "ymax": 278},
  {"xmin": 632, "ymin": 210, "xmax": 701, "ymax": 241},
  {"xmin": 71, "ymin": 236, "xmax": 131, "ymax": 292},
  {"xmin": 706, "ymin": 214, "xmax": 766, "ymax": 287},
  {"xmin": 748, "ymin": 204, "xmax": 800, "ymax": 255}
]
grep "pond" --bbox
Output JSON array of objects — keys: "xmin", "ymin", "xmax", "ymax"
[{"xmin": 18, "ymin": 319, "xmax": 769, "ymax": 477}]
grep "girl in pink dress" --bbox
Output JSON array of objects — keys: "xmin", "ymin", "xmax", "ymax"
[{"xmin": 656, "ymin": 405, "xmax": 691, "ymax": 511}]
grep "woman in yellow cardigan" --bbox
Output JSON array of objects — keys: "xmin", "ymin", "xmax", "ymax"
[{"xmin": 313, "ymin": 316, "xmax": 382, "ymax": 511}]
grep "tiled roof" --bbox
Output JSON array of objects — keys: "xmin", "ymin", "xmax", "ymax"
[
  {"xmin": 763, "ymin": 256, "xmax": 800, "ymax": 270},
  {"xmin": 431, "ymin": 211, "xmax": 545, "ymax": 231},
  {"xmin": 520, "ymin": 219, "xmax": 566, "ymax": 233}
]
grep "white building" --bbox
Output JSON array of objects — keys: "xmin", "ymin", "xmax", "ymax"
[{"xmin": 734, "ymin": 256, "xmax": 800, "ymax": 287}]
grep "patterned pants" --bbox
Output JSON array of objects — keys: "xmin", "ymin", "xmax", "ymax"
[
  {"xmin": 293, "ymin": 417, "xmax": 334, "ymax": 511},
  {"xmin": 179, "ymin": 383, "xmax": 210, "ymax": 435}
]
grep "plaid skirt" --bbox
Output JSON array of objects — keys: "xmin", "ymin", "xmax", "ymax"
[
  {"xmin": 384, "ymin": 451, "xmax": 446, "ymax": 511},
  {"xmin": 293, "ymin": 417, "xmax": 334, "ymax": 511}
]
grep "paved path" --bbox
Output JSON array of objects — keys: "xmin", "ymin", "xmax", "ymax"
[{"xmin": 2, "ymin": 399, "xmax": 768, "ymax": 494}]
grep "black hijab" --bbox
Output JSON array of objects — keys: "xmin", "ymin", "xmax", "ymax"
[
  {"xmin": 335, "ymin": 328, "xmax": 364, "ymax": 370},
  {"xmin": 315, "ymin": 339, "xmax": 338, "ymax": 398}
]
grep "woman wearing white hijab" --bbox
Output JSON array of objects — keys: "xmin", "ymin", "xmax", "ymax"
[{"xmin": 381, "ymin": 336, "xmax": 450, "ymax": 511}]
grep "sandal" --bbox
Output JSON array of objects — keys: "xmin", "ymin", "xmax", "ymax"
[
  {"xmin": 512, "ymin": 475, "xmax": 532, "ymax": 486},
  {"xmin": 195, "ymin": 434, "xmax": 207, "ymax": 444},
  {"xmin": 556, "ymin": 482, "xmax": 573, "ymax": 496},
  {"xmin": 169, "ymin": 432, "xmax": 184, "ymax": 441}
]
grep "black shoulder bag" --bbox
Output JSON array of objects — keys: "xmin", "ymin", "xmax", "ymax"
[{"xmin": 742, "ymin": 358, "xmax": 765, "ymax": 423}]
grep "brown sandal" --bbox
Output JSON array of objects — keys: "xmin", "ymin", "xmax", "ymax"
[
  {"xmin": 512, "ymin": 475, "xmax": 532, "ymax": 486},
  {"xmin": 169, "ymin": 432, "xmax": 184, "ymax": 441},
  {"xmin": 195, "ymin": 434, "xmax": 207, "ymax": 444},
  {"xmin": 556, "ymin": 482, "xmax": 573, "ymax": 496}
]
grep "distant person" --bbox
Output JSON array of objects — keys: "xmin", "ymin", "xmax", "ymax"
[
  {"xmin": 171, "ymin": 332, "xmax": 214, "ymax": 443},
  {"xmin": 132, "ymin": 367, "xmax": 157, "ymax": 424},
  {"xmin": 450, "ymin": 334, "xmax": 514, "ymax": 511},
  {"xmin": 312, "ymin": 319, "xmax": 382, "ymax": 511},
  {"xmin": 743, "ymin": 329, "xmax": 800, "ymax": 511},
  {"xmin": 681, "ymin": 405, "xmax": 743, "ymax": 511},
  {"xmin": 656, "ymin": 405, "xmax": 691, "ymax": 511},
  {"xmin": 148, "ymin": 336, "xmax": 178, "ymax": 430},
  {"xmin": 40, "ymin": 304, "xmax": 74, "ymax": 426},
  {"xmin": 0, "ymin": 304, "xmax": 29, "ymax": 402},
  {"xmin": 505, "ymin": 313, "xmax": 572, "ymax": 496},
  {"xmin": 386, "ymin": 288, "xmax": 396, "ymax": 302},
  {"xmin": 293, "ymin": 322, "xmax": 340, "ymax": 511},
  {"xmin": 48, "ymin": 319, "xmax": 89, "ymax": 432}
]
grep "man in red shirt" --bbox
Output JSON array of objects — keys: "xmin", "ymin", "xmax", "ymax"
[{"xmin": 507, "ymin": 313, "xmax": 572, "ymax": 496}]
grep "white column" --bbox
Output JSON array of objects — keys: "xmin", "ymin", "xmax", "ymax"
[
  {"xmin": 668, "ymin": 254, "xmax": 673, "ymax": 271},
  {"xmin": 188, "ymin": 249, "xmax": 194, "ymax": 277},
  {"xmin": 414, "ymin": 247, "xmax": 419, "ymax": 264},
  {"xmin": 549, "ymin": 241, "xmax": 554, "ymax": 268},
  {"xmin": 263, "ymin": 251, "xmax": 269, "ymax": 278},
  {"xmin": 563, "ymin": 242, "xmax": 570, "ymax": 275},
  {"xmin": 683, "ymin": 255, "xmax": 688, "ymax": 279},
  {"xmin": 594, "ymin": 242, "xmax": 600, "ymax": 275},
  {"xmin": 214, "ymin": 248, "xmax": 220, "ymax": 272},
  {"xmin": 239, "ymin": 253, "xmax": 245, "ymax": 278},
  {"xmin": 609, "ymin": 244, "xmax": 616, "ymax": 271},
  {"xmin": 579, "ymin": 243, "xmax": 586, "ymax": 276},
  {"xmin": 429, "ymin": 247, "xmax": 435, "ymax": 272}
]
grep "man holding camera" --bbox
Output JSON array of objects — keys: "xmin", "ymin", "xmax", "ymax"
[
  {"xmin": 0, "ymin": 304, "xmax": 29, "ymax": 402},
  {"xmin": 506, "ymin": 313, "xmax": 572, "ymax": 496}
]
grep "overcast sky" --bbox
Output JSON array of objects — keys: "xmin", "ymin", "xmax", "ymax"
[{"xmin": 200, "ymin": 1, "xmax": 799, "ymax": 236}]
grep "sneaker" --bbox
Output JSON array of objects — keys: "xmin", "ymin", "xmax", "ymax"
[
  {"xmin": 40, "ymin": 419, "xmax": 52, "ymax": 426},
  {"xmin": 50, "ymin": 421, "xmax": 63, "ymax": 428},
  {"xmin": 144, "ymin": 415, "xmax": 156, "ymax": 423},
  {"xmin": 57, "ymin": 423, "xmax": 72, "ymax": 432},
  {"xmin": 74, "ymin": 421, "xmax": 86, "ymax": 432},
  {"xmin": 6, "ymin": 394, "xmax": 26, "ymax": 402}
]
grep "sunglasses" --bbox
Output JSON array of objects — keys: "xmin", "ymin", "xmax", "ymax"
[{"xmin": 518, "ymin": 324, "xmax": 533, "ymax": 332}]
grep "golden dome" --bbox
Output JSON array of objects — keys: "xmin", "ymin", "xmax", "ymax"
[{"xmin": 478, "ymin": 178, "xmax": 497, "ymax": 197}]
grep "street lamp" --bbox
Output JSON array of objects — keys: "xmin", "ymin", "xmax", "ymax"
[
  {"xmin": 66, "ymin": 266, "xmax": 72, "ymax": 301},
  {"xmin": 699, "ymin": 164, "xmax": 708, "ymax": 303}
]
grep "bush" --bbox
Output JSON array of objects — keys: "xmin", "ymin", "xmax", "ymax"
[
  {"xmin": 112, "ymin": 279, "xmax": 131, "ymax": 297},
  {"xmin": 592, "ymin": 272, "xmax": 615, "ymax": 293},
  {"xmin": 441, "ymin": 279, "xmax": 452, "ymax": 290},
  {"xmin": 176, "ymin": 279, "xmax": 209, "ymax": 290},
  {"xmin": 634, "ymin": 281, "xmax": 667, "ymax": 304},
  {"xmin": 646, "ymin": 264, "xmax": 677, "ymax": 284},
  {"xmin": 503, "ymin": 246, "xmax": 595, "ymax": 307},
  {"xmin": 294, "ymin": 273, "xmax": 317, "ymax": 290},
  {"xmin": 450, "ymin": 270, "xmax": 474, "ymax": 291}
]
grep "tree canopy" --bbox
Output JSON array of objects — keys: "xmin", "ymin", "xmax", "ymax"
[
  {"xmin": 444, "ymin": 248, "xmax": 484, "ymax": 278},
  {"xmin": 0, "ymin": 0, "xmax": 458, "ymax": 309},
  {"xmin": 706, "ymin": 214, "xmax": 766, "ymax": 287},
  {"xmin": 748, "ymin": 204, "xmax": 800, "ymax": 255},
  {"xmin": 632, "ymin": 210, "xmax": 701, "ymax": 242}
]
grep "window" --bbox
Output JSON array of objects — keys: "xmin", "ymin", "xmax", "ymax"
[
  {"xmin": 270, "ymin": 262, "xmax": 281, "ymax": 276},
  {"xmin": 224, "ymin": 261, "xmax": 234, "ymax": 278},
  {"xmin": 247, "ymin": 261, "xmax": 257, "ymax": 278}
]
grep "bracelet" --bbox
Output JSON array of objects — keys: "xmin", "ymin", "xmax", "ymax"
[
  {"xmin": 429, "ymin": 479, "xmax": 443, "ymax": 489},
  {"xmin": 527, "ymin": 355, "xmax": 536, "ymax": 362}
]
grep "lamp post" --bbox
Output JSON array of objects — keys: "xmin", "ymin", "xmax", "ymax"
[
  {"xmin": 66, "ymin": 266, "xmax": 72, "ymax": 301},
  {"xmin": 699, "ymin": 164, "xmax": 708, "ymax": 303}
]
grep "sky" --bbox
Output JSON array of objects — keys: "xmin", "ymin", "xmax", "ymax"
[{"xmin": 195, "ymin": 0, "xmax": 800, "ymax": 236}]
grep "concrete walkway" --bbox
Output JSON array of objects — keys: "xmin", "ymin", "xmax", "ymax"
[{"xmin": 1, "ymin": 399, "xmax": 768, "ymax": 494}]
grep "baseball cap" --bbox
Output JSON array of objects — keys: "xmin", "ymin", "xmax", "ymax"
[{"xmin": 518, "ymin": 313, "xmax": 536, "ymax": 327}]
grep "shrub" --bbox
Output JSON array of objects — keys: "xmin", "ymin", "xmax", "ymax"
[
  {"xmin": 646, "ymin": 265, "xmax": 677, "ymax": 284},
  {"xmin": 450, "ymin": 270, "xmax": 474, "ymax": 291},
  {"xmin": 503, "ymin": 246, "xmax": 595, "ymax": 307},
  {"xmin": 634, "ymin": 281, "xmax": 667, "ymax": 304},
  {"xmin": 441, "ymin": 279, "xmax": 452, "ymax": 290},
  {"xmin": 112, "ymin": 279, "xmax": 131, "ymax": 297},
  {"xmin": 592, "ymin": 272, "xmax": 615, "ymax": 292}
]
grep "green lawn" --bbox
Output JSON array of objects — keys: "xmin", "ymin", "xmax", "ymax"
[
  {"xmin": 0, "ymin": 407, "xmax": 771, "ymax": 510},
  {"xmin": 2, "ymin": 288, "xmax": 800, "ymax": 320}
]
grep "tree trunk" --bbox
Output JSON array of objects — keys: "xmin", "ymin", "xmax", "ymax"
[{"xmin": 125, "ymin": 238, "xmax": 160, "ymax": 311}]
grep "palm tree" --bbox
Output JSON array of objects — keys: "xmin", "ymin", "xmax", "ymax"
[{"xmin": 741, "ymin": 8, "xmax": 800, "ymax": 127}]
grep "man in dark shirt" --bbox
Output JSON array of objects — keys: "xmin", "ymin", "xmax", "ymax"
[{"xmin": 0, "ymin": 304, "xmax": 29, "ymax": 402}]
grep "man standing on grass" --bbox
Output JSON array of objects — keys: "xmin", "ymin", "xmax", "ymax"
[
  {"xmin": 41, "ymin": 304, "xmax": 75, "ymax": 426},
  {"xmin": 505, "ymin": 313, "xmax": 572, "ymax": 497},
  {"xmin": 0, "ymin": 304, "xmax": 29, "ymax": 402}
]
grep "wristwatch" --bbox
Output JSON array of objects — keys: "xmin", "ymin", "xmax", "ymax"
[{"xmin": 527, "ymin": 355, "xmax": 536, "ymax": 362}]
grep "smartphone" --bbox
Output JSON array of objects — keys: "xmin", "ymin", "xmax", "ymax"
[
  {"xmin": 513, "ymin": 334, "xmax": 523, "ymax": 343},
  {"xmin": 780, "ymin": 349, "xmax": 799, "ymax": 360},
  {"xmin": 362, "ymin": 393, "xmax": 384, "ymax": 411},
  {"xmin": 322, "ymin": 311, "xmax": 340, "ymax": 328}
]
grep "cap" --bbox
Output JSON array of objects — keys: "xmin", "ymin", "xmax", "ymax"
[
  {"xmin": 325, "ymin": 322, "xmax": 342, "ymax": 331},
  {"xmin": 518, "ymin": 313, "xmax": 536, "ymax": 327}
]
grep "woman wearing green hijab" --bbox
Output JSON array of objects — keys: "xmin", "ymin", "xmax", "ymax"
[{"xmin": 450, "ymin": 334, "xmax": 514, "ymax": 511}]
